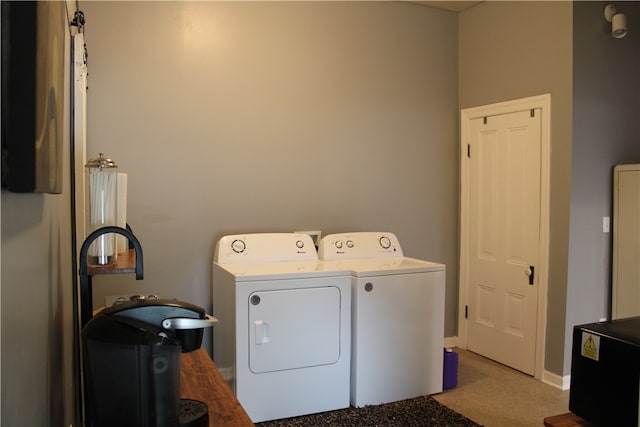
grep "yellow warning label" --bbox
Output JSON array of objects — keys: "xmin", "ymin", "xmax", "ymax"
[{"xmin": 581, "ymin": 332, "xmax": 600, "ymax": 361}]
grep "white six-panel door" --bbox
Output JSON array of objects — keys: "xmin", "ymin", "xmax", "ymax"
[
  {"xmin": 460, "ymin": 95, "xmax": 550, "ymax": 378},
  {"xmin": 467, "ymin": 109, "xmax": 540, "ymax": 375}
]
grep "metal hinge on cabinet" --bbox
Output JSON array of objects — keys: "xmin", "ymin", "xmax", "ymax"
[
  {"xmin": 465, "ymin": 305, "xmax": 469, "ymax": 319},
  {"xmin": 467, "ymin": 144, "xmax": 471, "ymax": 158}
]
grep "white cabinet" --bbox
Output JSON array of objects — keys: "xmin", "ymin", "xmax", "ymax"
[{"xmin": 612, "ymin": 164, "xmax": 640, "ymax": 319}]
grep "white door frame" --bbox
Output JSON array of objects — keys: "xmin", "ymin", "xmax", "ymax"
[{"xmin": 458, "ymin": 94, "xmax": 551, "ymax": 380}]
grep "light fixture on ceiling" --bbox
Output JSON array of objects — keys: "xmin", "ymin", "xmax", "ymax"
[{"xmin": 604, "ymin": 4, "xmax": 627, "ymax": 39}]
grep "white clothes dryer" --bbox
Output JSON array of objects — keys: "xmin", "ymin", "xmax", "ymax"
[
  {"xmin": 318, "ymin": 232, "xmax": 445, "ymax": 407},
  {"xmin": 212, "ymin": 233, "xmax": 351, "ymax": 423}
]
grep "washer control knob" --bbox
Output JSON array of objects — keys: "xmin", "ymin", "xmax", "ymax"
[
  {"xmin": 296, "ymin": 240, "xmax": 304, "ymax": 249},
  {"xmin": 231, "ymin": 239, "xmax": 246, "ymax": 253},
  {"xmin": 335, "ymin": 240, "xmax": 343, "ymax": 249},
  {"xmin": 364, "ymin": 282, "xmax": 373, "ymax": 292},
  {"xmin": 379, "ymin": 236, "xmax": 392, "ymax": 249},
  {"xmin": 346, "ymin": 240, "xmax": 354, "ymax": 248}
]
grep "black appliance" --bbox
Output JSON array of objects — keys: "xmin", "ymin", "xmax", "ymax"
[
  {"xmin": 82, "ymin": 299, "xmax": 216, "ymax": 427},
  {"xmin": 569, "ymin": 317, "xmax": 640, "ymax": 427}
]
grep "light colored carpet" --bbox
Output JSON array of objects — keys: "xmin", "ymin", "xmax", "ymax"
[{"xmin": 433, "ymin": 348, "xmax": 570, "ymax": 427}]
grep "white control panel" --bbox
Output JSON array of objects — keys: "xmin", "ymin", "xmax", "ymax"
[
  {"xmin": 214, "ymin": 233, "xmax": 317, "ymax": 263},
  {"xmin": 318, "ymin": 232, "xmax": 403, "ymax": 260}
]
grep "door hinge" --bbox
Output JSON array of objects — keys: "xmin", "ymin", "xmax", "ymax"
[
  {"xmin": 465, "ymin": 305, "xmax": 468, "ymax": 319},
  {"xmin": 483, "ymin": 117, "xmax": 487, "ymax": 124},
  {"xmin": 530, "ymin": 109, "xmax": 535, "ymax": 118},
  {"xmin": 467, "ymin": 144, "xmax": 471, "ymax": 158}
]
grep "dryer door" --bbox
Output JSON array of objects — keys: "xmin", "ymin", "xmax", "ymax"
[{"xmin": 248, "ymin": 286, "xmax": 341, "ymax": 373}]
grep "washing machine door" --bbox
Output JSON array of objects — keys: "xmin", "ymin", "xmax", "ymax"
[{"xmin": 248, "ymin": 286, "xmax": 341, "ymax": 373}]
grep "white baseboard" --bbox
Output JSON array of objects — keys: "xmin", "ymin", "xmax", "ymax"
[
  {"xmin": 542, "ymin": 369, "xmax": 570, "ymax": 390},
  {"xmin": 444, "ymin": 336, "xmax": 460, "ymax": 349}
]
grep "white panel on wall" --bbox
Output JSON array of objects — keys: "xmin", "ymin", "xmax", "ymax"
[{"xmin": 612, "ymin": 164, "xmax": 640, "ymax": 320}]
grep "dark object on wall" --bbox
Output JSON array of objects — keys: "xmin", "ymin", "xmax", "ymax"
[
  {"xmin": 569, "ymin": 317, "xmax": 640, "ymax": 427},
  {"xmin": 1, "ymin": 1, "xmax": 65, "ymax": 193}
]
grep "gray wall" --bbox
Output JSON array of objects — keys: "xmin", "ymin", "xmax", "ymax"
[
  {"xmin": 81, "ymin": 1, "xmax": 461, "ymax": 345},
  {"xmin": 1, "ymin": 2, "xmax": 78, "ymax": 425},
  {"xmin": 458, "ymin": 1, "xmax": 574, "ymax": 376},
  {"xmin": 567, "ymin": 1, "xmax": 640, "ymax": 374}
]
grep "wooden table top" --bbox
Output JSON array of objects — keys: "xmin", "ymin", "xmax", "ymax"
[
  {"xmin": 181, "ymin": 348, "xmax": 254, "ymax": 426},
  {"xmin": 543, "ymin": 412, "xmax": 595, "ymax": 427}
]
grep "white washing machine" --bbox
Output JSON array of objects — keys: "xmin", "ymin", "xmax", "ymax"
[
  {"xmin": 318, "ymin": 232, "xmax": 446, "ymax": 407},
  {"xmin": 212, "ymin": 233, "xmax": 351, "ymax": 423}
]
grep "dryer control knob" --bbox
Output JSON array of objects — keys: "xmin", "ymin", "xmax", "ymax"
[
  {"xmin": 335, "ymin": 240, "xmax": 343, "ymax": 249},
  {"xmin": 296, "ymin": 240, "xmax": 304, "ymax": 249},
  {"xmin": 346, "ymin": 240, "xmax": 354, "ymax": 248},
  {"xmin": 379, "ymin": 236, "xmax": 392, "ymax": 249},
  {"xmin": 231, "ymin": 239, "xmax": 246, "ymax": 253}
]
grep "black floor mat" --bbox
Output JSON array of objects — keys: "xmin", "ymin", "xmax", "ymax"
[{"xmin": 255, "ymin": 396, "xmax": 482, "ymax": 427}]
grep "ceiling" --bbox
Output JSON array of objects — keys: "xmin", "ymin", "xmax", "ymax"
[{"xmin": 410, "ymin": 1, "xmax": 482, "ymax": 12}]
